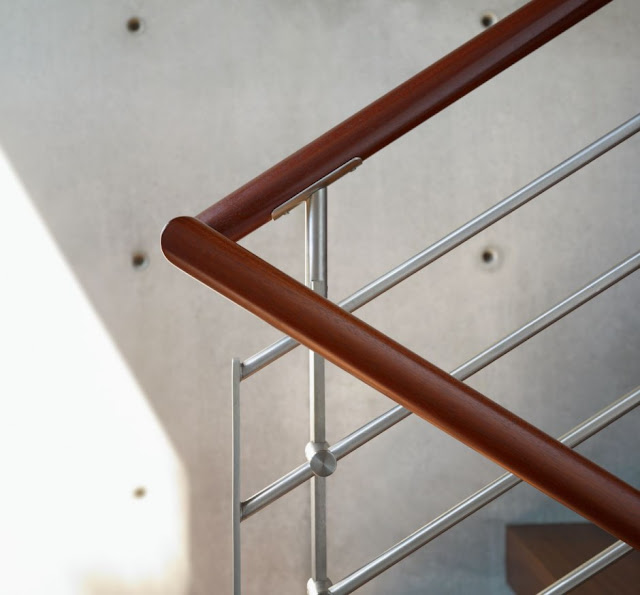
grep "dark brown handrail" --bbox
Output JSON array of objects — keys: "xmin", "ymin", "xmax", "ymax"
[
  {"xmin": 162, "ymin": 216, "xmax": 640, "ymax": 549},
  {"xmin": 197, "ymin": 0, "xmax": 612, "ymax": 241}
]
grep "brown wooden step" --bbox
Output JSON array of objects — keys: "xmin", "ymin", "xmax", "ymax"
[{"xmin": 506, "ymin": 523, "xmax": 639, "ymax": 594}]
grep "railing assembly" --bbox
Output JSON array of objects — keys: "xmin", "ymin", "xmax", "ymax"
[{"xmin": 161, "ymin": 0, "xmax": 639, "ymax": 592}]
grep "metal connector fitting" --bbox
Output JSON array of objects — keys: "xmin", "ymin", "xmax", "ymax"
[
  {"xmin": 305, "ymin": 442, "xmax": 337, "ymax": 478},
  {"xmin": 307, "ymin": 577, "xmax": 333, "ymax": 595},
  {"xmin": 272, "ymin": 157, "xmax": 362, "ymax": 220}
]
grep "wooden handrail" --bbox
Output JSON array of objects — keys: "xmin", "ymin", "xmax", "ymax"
[
  {"xmin": 162, "ymin": 216, "xmax": 640, "ymax": 549},
  {"xmin": 197, "ymin": 0, "xmax": 612, "ymax": 241}
]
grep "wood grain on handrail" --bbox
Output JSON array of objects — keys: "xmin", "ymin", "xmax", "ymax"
[
  {"xmin": 162, "ymin": 216, "xmax": 640, "ymax": 549},
  {"xmin": 197, "ymin": 0, "xmax": 612, "ymax": 241}
]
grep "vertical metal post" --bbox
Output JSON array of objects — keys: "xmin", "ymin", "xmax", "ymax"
[
  {"xmin": 306, "ymin": 188, "xmax": 332, "ymax": 595},
  {"xmin": 231, "ymin": 358, "xmax": 242, "ymax": 595}
]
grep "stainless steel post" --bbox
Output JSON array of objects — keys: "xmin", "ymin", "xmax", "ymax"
[
  {"xmin": 306, "ymin": 188, "xmax": 333, "ymax": 595},
  {"xmin": 231, "ymin": 358, "xmax": 242, "ymax": 595}
]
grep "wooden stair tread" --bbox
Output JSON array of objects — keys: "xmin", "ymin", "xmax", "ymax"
[{"xmin": 506, "ymin": 523, "xmax": 639, "ymax": 594}]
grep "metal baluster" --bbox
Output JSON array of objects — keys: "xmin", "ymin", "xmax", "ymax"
[
  {"xmin": 231, "ymin": 358, "xmax": 242, "ymax": 594},
  {"xmin": 306, "ymin": 188, "xmax": 335, "ymax": 595}
]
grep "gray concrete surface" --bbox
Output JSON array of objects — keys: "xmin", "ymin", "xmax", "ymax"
[{"xmin": 1, "ymin": 0, "xmax": 638, "ymax": 593}]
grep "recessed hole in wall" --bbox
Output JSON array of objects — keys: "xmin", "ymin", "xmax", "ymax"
[
  {"xmin": 480, "ymin": 12, "xmax": 498, "ymax": 28},
  {"xmin": 127, "ymin": 17, "xmax": 143, "ymax": 33},
  {"xmin": 132, "ymin": 251, "xmax": 149, "ymax": 270},
  {"xmin": 133, "ymin": 486, "xmax": 146, "ymax": 499},
  {"xmin": 481, "ymin": 247, "xmax": 499, "ymax": 267}
]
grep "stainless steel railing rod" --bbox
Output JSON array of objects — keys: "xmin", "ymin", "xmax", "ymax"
[
  {"xmin": 241, "ymin": 113, "xmax": 640, "ymax": 379},
  {"xmin": 306, "ymin": 188, "xmax": 332, "ymax": 592},
  {"xmin": 328, "ymin": 386, "xmax": 640, "ymax": 595},
  {"xmin": 241, "ymin": 464, "xmax": 315, "ymax": 520},
  {"xmin": 241, "ymin": 252, "xmax": 640, "ymax": 519},
  {"xmin": 231, "ymin": 359, "xmax": 242, "ymax": 595},
  {"xmin": 538, "ymin": 540, "xmax": 633, "ymax": 595}
]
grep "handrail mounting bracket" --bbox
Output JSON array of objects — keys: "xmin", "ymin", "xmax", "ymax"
[{"xmin": 271, "ymin": 157, "xmax": 362, "ymax": 220}]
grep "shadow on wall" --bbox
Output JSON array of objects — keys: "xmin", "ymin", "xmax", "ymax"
[{"xmin": 0, "ymin": 150, "xmax": 191, "ymax": 594}]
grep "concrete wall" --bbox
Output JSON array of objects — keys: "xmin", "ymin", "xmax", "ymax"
[{"xmin": 1, "ymin": 1, "xmax": 638, "ymax": 593}]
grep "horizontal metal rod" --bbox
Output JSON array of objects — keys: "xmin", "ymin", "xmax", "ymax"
[
  {"xmin": 329, "ymin": 386, "xmax": 640, "ymax": 595},
  {"xmin": 538, "ymin": 540, "xmax": 633, "ymax": 595},
  {"xmin": 241, "ymin": 112, "xmax": 640, "ymax": 379},
  {"xmin": 241, "ymin": 464, "xmax": 314, "ymax": 520},
  {"xmin": 240, "ymin": 252, "xmax": 640, "ymax": 519}
]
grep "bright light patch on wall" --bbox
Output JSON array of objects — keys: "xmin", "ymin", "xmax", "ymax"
[{"xmin": 0, "ymin": 151, "xmax": 190, "ymax": 594}]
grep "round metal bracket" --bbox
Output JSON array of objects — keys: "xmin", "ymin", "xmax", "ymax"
[
  {"xmin": 305, "ymin": 441, "xmax": 337, "ymax": 478},
  {"xmin": 307, "ymin": 577, "xmax": 333, "ymax": 595}
]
